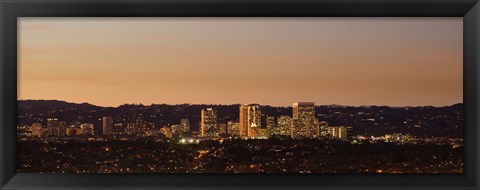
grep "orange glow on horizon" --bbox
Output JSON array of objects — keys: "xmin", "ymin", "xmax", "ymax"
[{"xmin": 18, "ymin": 18, "xmax": 463, "ymax": 107}]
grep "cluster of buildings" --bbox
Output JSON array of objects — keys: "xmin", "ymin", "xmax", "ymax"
[
  {"xmin": 29, "ymin": 117, "xmax": 113, "ymax": 138},
  {"xmin": 22, "ymin": 102, "xmax": 348, "ymax": 141},
  {"xmin": 198, "ymin": 102, "xmax": 347, "ymax": 140}
]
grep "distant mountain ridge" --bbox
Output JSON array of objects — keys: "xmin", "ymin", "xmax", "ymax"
[
  {"xmin": 18, "ymin": 100, "xmax": 99, "ymax": 110},
  {"xmin": 18, "ymin": 99, "xmax": 463, "ymax": 109}
]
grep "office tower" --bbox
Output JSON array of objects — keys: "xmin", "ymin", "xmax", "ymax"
[
  {"xmin": 31, "ymin": 123, "xmax": 43, "ymax": 138},
  {"xmin": 239, "ymin": 104, "xmax": 262, "ymax": 138},
  {"xmin": 338, "ymin": 126, "xmax": 347, "ymax": 139},
  {"xmin": 265, "ymin": 115, "xmax": 276, "ymax": 137},
  {"xmin": 47, "ymin": 118, "xmax": 58, "ymax": 137},
  {"xmin": 180, "ymin": 118, "xmax": 190, "ymax": 133},
  {"xmin": 227, "ymin": 121, "xmax": 240, "ymax": 137},
  {"xmin": 327, "ymin": 126, "xmax": 348, "ymax": 139},
  {"xmin": 201, "ymin": 108, "xmax": 218, "ymax": 137},
  {"xmin": 317, "ymin": 121, "xmax": 329, "ymax": 136},
  {"xmin": 80, "ymin": 123, "xmax": 95, "ymax": 135},
  {"xmin": 219, "ymin": 123, "xmax": 227, "ymax": 135},
  {"xmin": 292, "ymin": 102, "xmax": 316, "ymax": 139},
  {"xmin": 275, "ymin": 115, "xmax": 292, "ymax": 136},
  {"xmin": 102, "ymin": 116, "xmax": 113, "ymax": 135},
  {"xmin": 239, "ymin": 105, "xmax": 248, "ymax": 137},
  {"xmin": 58, "ymin": 121, "xmax": 66, "ymax": 137}
]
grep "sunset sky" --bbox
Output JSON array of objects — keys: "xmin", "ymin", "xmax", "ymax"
[{"xmin": 18, "ymin": 18, "xmax": 463, "ymax": 107}]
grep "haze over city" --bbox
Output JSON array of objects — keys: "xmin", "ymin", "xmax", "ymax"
[{"xmin": 18, "ymin": 18, "xmax": 462, "ymax": 107}]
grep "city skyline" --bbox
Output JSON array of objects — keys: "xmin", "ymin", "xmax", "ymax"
[{"xmin": 19, "ymin": 18, "xmax": 462, "ymax": 107}]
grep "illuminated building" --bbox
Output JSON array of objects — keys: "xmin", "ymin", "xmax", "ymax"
[
  {"xmin": 338, "ymin": 126, "xmax": 347, "ymax": 139},
  {"xmin": 127, "ymin": 122, "xmax": 136, "ymax": 135},
  {"xmin": 239, "ymin": 105, "xmax": 248, "ymax": 137},
  {"xmin": 180, "ymin": 119, "xmax": 190, "ymax": 133},
  {"xmin": 171, "ymin": 125, "xmax": 182, "ymax": 134},
  {"xmin": 58, "ymin": 121, "xmax": 66, "ymax": 137},
  {"xmin": 292, "ymin": 102, "xmax": 316, "ymax": 139},
  {"xmin": 31, "ymin": 123, "xmax": 43, "ymax": 137},
  {"xmin": 113, "ymin": 123, "xmax": 127, "ymax": 135},
  {"xmin": 327, "ymin": 126, "xmax": 347, "ymax": 139},
  {"xmin": 160, "ymin": 126, "xmax": 172, "ymax": 138},
  {"xmin": 131, "ymin": 119, "xmax": 148, "ymax": 135},
  {"xmin": 317, "ymin": 121, "xmax": 329, "ymax": 136},
  {"xmin": 239, "ymin": 104, "xmax": 262, "ymax": 138},
  {"xmin": 219, "ymin": 123, "xmax": 227, "ymax": 135},
  {"xmin": 102, "ymin": 116, "xmax": 113, "ymax": 135},
  {"xmin": 66, "ymin": 126, "xmax": 76, "ymax": 136},
  {"xmin": 46, "ymin": 118, "xmax": 58, "ymax": 137},
  {"xmin": 227, "ymin": 121, "xmax": 240, "ymax": 137},
  {"xmin": 80, "ymin": 123, "xmax": 95, "ymax": 135},
  {"xmin": 201, "ymin": 108, "xmax": 218, "ymax": 137},
  {"xmin": 76, "ymin": 127, "xmax": 83, "ymax": 136},
  {"xmin": 265, "ymin": 116, "xmax": 276, "ymax": 137},
  {"xmin": 275, "ymin": 115, "xmax": 292, "ymax": 136}
]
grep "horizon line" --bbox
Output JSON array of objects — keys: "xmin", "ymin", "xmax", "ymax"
[{"xmin": 17, "ymin": 99, "xmax": 464, "ymax": 109}]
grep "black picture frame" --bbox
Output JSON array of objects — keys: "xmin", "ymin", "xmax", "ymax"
[{"xmin": 1, "ymin": 0, "xmax": 479, "ymax": 189}]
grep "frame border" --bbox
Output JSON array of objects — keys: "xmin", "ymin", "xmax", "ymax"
[{"xmin": 1, "ymin": 0, "xmax": 479, "ymax": 189}]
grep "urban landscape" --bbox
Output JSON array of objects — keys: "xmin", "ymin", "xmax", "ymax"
[
  {"xmin": 18, "ymin": 18, "xmax": 463, "ymax": 174},
  {"xmin": 17, "ymin": 100, "xmax": 463, "ymax": 173}
]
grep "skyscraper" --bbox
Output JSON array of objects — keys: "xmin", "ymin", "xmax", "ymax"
[
  {"xmin": 219, "ymin": 123, "xmax": 227, "ymax": 135},
  {"xmin": 239, "ymin": 104, "xmax": 262, "ymax": 138},
  {"xmin": 201, "ymin": 108, "xmax": 218, "ymax": 137},
  {"xmin": 292, "ymin": 102, "xmax": 316, "ymax": 139},
  {"xmin": 181, "ymin": 118, "xmax": 190, "ymax": 133},
  {"xmin": 46, "ymin": 118, "xmax": 58, "ymax": 137},
  {"xmin": 328, "ymin": 126, "xmax": 348, "ymax": 139},
  {"xmin": 227, "ymin": 121, "xmax": 240, "ymax": 137},
  {"xmin": 102, "ymin": 116, "xmax": 113, "ymax": 136},
  {"xmin": 239, "ymin": 105, "xmax": 248, "ymax": 137},
  {"xmin": 275, "ymin": 115, "xmax": 292, "ymax": 136},
  {"xmin": 58, "ymin": 121, "xmax": 66, "ymax": 137},
  {"xmin": 265, "ymin": 115, "xmax": 276, "ymax": 137}
]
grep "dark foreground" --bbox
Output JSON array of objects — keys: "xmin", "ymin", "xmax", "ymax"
[{"xmin": 17, "ymin": 138, "xmax": 463, "ymax": 173}]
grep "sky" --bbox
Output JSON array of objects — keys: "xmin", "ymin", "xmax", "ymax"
[{"xmin": 18, "ymin": 18, "xmax": 463, "ymax": 107}]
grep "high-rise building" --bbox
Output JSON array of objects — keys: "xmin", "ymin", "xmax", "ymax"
[
  {"xmin": 265, "ymin": 116, "xmax": 276, "ymax": 137},
  {"xmin": 31, "ymin": 123, "xmax": 43, "ymax": 138},
  {"xmin": 80, "ymin": 123, "xmax": 95, "ymax": 135},
  {"xmin": 317, "ymin": 121, "xmax": 329, "ymax": 136},
  {"xmin": 227, "ymin": 121, "xmax": 240, "ymax": 137},
  {"xmin": 180, "ymin": 118, "xmax": 190, "ymax": 133},
  {"xmin": 219, "ymin": 123, "xmax": 227, "ymax": 135},
  {"xmin": 47, "ymin": 118, "xmax": 58, "ymax": 137},
  {"xmin": 239, "ymin": 105, "xmax": 248, "ymax": 137},
  {"xmin": 102, "ymin": 116, "xmax": 113, "ymax": 136},
  {"xmin": 239, "ymin": 104, "xmax": 262, "ymax": 138},
  {"xmin": 275, "ymin": 115, "xmax": 292, "ymax": 136},
  {"xmin": 58, "ymin": 121, "xmax": 66, "ymax": 137},
  {"xmin": 327, "ymin": 126, "xmax": 348, "ymax": 139},
  {"xmin": 292, "ymin": 102, "xmax": 316, "ymax": 139},
  {"xmin": 201, "ymin": 108, "xmax": 218, "ymax": 137}
]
